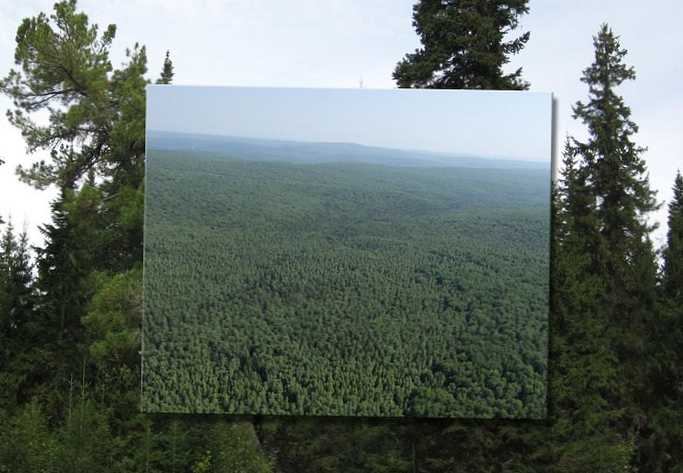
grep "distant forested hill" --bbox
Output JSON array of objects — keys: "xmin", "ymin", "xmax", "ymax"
[
  {"xmin": 142, "ymin": 135, "xmax": 550, "ymax": 418},
  {"xmin": 147, "ymin": 129, "xmax": 550, "ymax": 170}
]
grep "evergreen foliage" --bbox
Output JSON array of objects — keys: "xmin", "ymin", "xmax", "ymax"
[
  {"xmin": 547, "ymin": 24, "xmax": 664, "ymax": 473},
  {"xmin": 639, "ymin": 171, "xmax": 683, "ymax": 472},
  {"xmin": 0, "ymin": 221, "xmax": 35, "ymax": 411},
  {"xmin": 156, "ymin": 51, "xmax": 174, "ymax": 85},
  {"xmin": 662, "ymin": 171, "xmax": 683, "ymax": 299},
  {"xmin": 393, "ymin": 0, "xmax": 530, "ymax": 89}
]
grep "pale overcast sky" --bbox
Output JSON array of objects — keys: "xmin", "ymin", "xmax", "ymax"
[
  {"xmin": 148, "ymin": 86, "xmax": 552, "ymax": 161},
  {"xmin": 1, "ymin": 0, "xmax": 681, "ymax": 249}
]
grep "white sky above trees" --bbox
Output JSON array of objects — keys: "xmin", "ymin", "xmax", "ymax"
[{"xmin": 1, "ymin": 0, "xmax": 681, "ymax": 249}]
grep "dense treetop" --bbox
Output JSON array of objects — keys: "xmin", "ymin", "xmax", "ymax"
[{"xmin": 394, "ymin": 0, "xmax": 530, "ymax": 89}]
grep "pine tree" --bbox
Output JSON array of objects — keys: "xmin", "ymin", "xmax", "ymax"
[
  {"xmin": 156, "ymin": 50, "xmax": 174, "ymax": 84},
  {"xmin": 393, "ymin": 0, "xmax": 530, "ymax": 89},
  {"xmin": 1, "ymin": 0, "xmax": 150, "ymax": 406},
  {"xmin": 0, "ymin": 0, "xmax": 147, "ymax": 192}
]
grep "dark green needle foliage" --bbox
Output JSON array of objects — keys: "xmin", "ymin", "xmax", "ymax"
[
  {"xmin": 640, "ymin": 170, "xmax": 683, "ymax": 472},
  {"xmin": 545, "ymin": 25, "xmax": 664, "ymax": 472},
  {"xmin": 156, "ymin": 50, "xmax": 174, "ymax": 85},
  {"xmin": 565, "ymin": 24, "xmax": 660, "ymax": 413},
  {"xmin": 0, "ymin": 222, "xmax": 34, "ymax": 408},
  {"xmin": 662, "ymin": 171, "xmax": 683, "ymax": 299},
  {"xmin": 394, "ymin": 0, "xmax": 530, "ymax": 89}
]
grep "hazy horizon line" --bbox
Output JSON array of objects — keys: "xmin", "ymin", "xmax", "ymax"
[{"xmin": 146, "ymin": 128, "xmax": 550, "ymax": 164}]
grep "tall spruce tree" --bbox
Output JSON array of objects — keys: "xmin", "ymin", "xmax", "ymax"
[
  {"xmin": 662, "ymin": 170, "xmax": 683, "ymax": 299},
  {"xmin": 573, "ymin": 25, "xmax": 658, "ymax": 356},
  {"xmin": 570, "ymin": 24, "xmax": 659, "ymax": 281},
  {"xmin": 2, "ymin": 225, "xmax": 34, "ymax": 339},
  {"xmin": 556, "ymin": 137, "xmax": 605, "ymax": 271},
  {"xmin": 550, "ymin": 24, "xmax": 661, "ymax": 472},
  {"xmin": 0, "ymin": 221, "xmax": 36, "ymax": 409},
  {"xmin": 549, "ymin": 138, "xmax": 632, "ymax": 472},
  {"xmin": 569, "ymin": 25, "xmax": 659, "ymax": 395},
  {"xmin": 640, "ymin": 171, "xmax": 683, "ymax": 473},
  {"xmin": 393, "ymin": 0, "xmax": 530, "ymax": 89},
  {"xmin": 0, "ymin": 220, "xmax": 34, "ymax": 338},
  {"xmin": 0, "ymin": 220, "xmax": 18, "ymax": 371}
]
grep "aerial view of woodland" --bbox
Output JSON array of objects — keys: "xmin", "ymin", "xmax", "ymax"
[{"xmin": 142, "ymin": 132, "xmax": 551, "ymax": 418}]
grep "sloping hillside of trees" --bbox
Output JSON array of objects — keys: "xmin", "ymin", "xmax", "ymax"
[{"xmin": 143, "ymin": 150, "xmax": 550, "ymax": 417}]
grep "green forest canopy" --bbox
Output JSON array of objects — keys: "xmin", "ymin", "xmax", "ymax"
[{"xmin": 143, "ymin": 136, "xmax": 551, "ymax": 418}]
